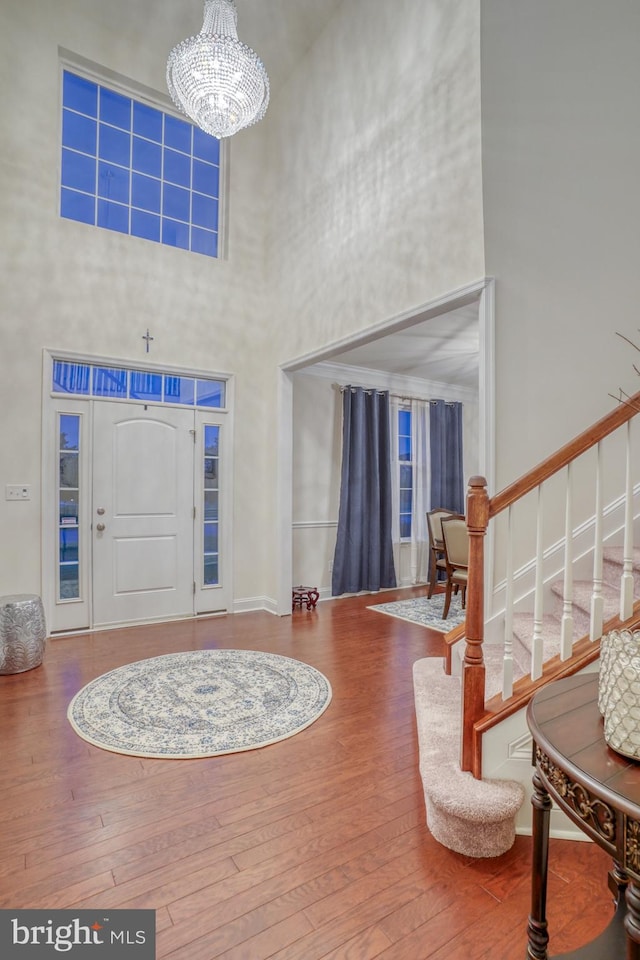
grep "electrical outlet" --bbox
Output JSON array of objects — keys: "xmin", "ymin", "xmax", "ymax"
[{"xmin": 5, "ymin": 484, "xmax": 31, "ymax": 501}]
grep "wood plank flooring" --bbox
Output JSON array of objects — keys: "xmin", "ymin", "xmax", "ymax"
[{"xmin": 0, "ymin": 589, "xmax": 612, "ymax": 958}]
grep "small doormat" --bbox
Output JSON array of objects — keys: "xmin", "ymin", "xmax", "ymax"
[
  {"xmin": 67, "ymin": 649, "xmax": 332, "ymax": 758},
  {"xmin": 368, "ymin": 593, "xmax": 465, "ymax": 633}
]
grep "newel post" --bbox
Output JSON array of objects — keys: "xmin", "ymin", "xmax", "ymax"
[{"xmin": 460, "ymin": 476, "xmax": 490, "ymax": 774}]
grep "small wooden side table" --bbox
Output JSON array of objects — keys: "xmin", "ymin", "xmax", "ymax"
[
  {"xmin": 292, "ymin": 586, "xmax": 319, "ymax": 611},
  {"xmin": 526, "ymin": 674, "xmax": 640, "ymax": 959}
]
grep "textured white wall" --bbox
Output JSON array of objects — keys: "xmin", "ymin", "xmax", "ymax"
[
  {"xmin": 0, "ymin": 0, "xmax": 484, "ymax": 611},
  {"xmin": 481, "ymin": 0, "xmax": 640, "ymax": 492},
  {"xmin": 0, "ymin": 0, "xmax": 271, "ymax": 602},
  {"xmin": 291, "ymin": 374, "xmax": 342, "ymax": 592},
  {"xmin": 267, "ymin": 0, "xmax": 484, "ymax": 361},
  {"xmin": 265, "ymin": 0, "xmax": 484, "ymax": 600}
]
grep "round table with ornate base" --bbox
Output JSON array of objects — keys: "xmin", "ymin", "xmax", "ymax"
[{"xmin": 527, "ymin": 674, "xmax": 640, "ymax": 959}]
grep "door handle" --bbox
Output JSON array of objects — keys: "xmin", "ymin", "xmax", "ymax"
[
  {"xmin": 96, "ymin": 507, "xmax": 106, "ymax": 515},
  {"xmin": 96, "ymin": 523, "xmax": 106, "ymax": 532}
]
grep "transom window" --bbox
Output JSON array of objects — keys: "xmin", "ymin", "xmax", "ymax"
[
  {"xmin": 60, "ymin": 68, "xmax": 220, "ymax": 258},
  {"xmin": 52, "ymin": 360, "xmax": 226, "ymax": 409}
]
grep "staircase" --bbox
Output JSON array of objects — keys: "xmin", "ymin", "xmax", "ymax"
[
  {"xmin": 511, "ymin": 546, "xmax": 640, "ymax": 679},
  {"xmin": 413, "ymin": 391, "xmax": 640, "ymax": 857}
]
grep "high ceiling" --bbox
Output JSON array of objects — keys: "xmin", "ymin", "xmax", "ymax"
[
  {"xmin": 160, "ymin": 0, "xmax": 344, "ymax": 95},
  {"xmin": 239, "ymin": 0, "xmax": 344, "ymax": 92},
  {"xmin": 152, "ymin": 1, "xmax": 479, "ymax": 393}
]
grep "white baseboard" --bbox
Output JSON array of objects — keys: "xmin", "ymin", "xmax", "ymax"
[{"xmin": 232, "ymin": 595, "xmax": 279, "ymax": 615}]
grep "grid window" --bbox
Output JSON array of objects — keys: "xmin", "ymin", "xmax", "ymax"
[
  {"xmin": 52, "ymin": 360, "xmax": 226, "ymax": 410},
  {"xmin": 60, "ymin": 68, "xmax": 220, "ymax": 258},
  {"xmin": 398, "ymin": 408, "xmax": 413, "ymax": 539}
]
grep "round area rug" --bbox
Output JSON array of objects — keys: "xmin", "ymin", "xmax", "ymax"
[{"xmin": 67, "ymin": 649, "xmax": 332, "ymax": 759}]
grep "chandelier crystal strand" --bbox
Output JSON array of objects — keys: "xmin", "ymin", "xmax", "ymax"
[{"xmin": 166, "ymin": 0, "xmax": 269, "ymax": 139}]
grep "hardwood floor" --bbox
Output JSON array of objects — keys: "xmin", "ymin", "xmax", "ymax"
[{"xmin": 0, "ymin": 589, "xmax": 612, "ymax": 959}]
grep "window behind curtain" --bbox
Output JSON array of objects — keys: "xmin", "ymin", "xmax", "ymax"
[
  {"xmin": 60, "ymin": 68, "xmax": 221, "ymax": 258},
  {"xmin": 398, "ymin": 408, "xmax": 413, "ymax": 538}
]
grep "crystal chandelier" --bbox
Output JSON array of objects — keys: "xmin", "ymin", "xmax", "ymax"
[{"xmin": 167, "ymin": 0, "xmax": 270, "ymax": 139}]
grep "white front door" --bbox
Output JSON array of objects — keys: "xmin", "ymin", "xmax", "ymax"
[{"xmin": 91, "ymin": 402, "xmax": 195, "ymax": 627}]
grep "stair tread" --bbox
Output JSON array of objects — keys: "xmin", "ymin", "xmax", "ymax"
[
  {"xmin": 551, "ymin": 578, "xmax": 621, "ymax": 609},
  {"xmin": 602, "ymin": 546, "xmax": 640, "ymax": 564},
  {"xmin": 517, "ymin": 580, "xmax": 623, "ymax": 637},
  {"xmin": 513, "ymin": 610, "xmax": 573, "ymax": 639}
]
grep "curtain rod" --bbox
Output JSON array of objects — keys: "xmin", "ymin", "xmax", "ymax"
[{"xmin": 335, "ymin": 384, "xmax": 460, "ymax": 405}]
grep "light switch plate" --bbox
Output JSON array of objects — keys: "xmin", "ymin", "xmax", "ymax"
[{"xmin": 5, "ymin": 484, "xmax": 31, "ymax": 500}]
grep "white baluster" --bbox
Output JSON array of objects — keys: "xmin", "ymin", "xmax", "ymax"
[
  {"xmin": 621, "ymin": 420, "xmax": 634, "ymax": 620},
  {"xmin": 531, "ymin": 485, "xmax": 544, "ymax": 680},
  {"xmin": 590, "ymin": 442, "xmax": 604, "ymax": 641},
  {"xmin": 560, "ymin": 462, "xmax": 574, "ymax": 660},
  {"xmin": 502, "ymin": 504, "xmax": 514, "ymax": 699}
]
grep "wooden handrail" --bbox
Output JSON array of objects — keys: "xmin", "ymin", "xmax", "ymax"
[
  {"xmin": 460, "ymin": 390, "xmax": 640, "ymax": 775},
  {"xmin": 489, "ymin": 390, "xmax": 640, "ymax": 519}
]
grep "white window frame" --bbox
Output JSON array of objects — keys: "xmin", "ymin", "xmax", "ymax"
[
  {"xmin": 397, "ymin": 405, "xmax": 414, "ymax": 542},
  {"xmin": 58, "ymin": 48, "xmax": 229, "ymax": 259}
]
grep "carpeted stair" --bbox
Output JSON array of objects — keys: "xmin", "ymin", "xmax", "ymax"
[
  {"xmin": 413, "ymin": 546, "xmax": 640, "ymax": 859},
  {"xmin": 413, "ymin": 656, "xmax": 525, "ymax": 858},
  {"xmin": 511, "ymin": 546, "xmax": 640, "ymax": 674}
]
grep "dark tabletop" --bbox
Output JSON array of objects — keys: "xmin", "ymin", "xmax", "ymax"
[{"xmin": 527, "ymin": 673, "xmax": 640, "ymax": 820}]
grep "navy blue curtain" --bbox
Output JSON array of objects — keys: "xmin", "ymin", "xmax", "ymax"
[
  {"xmin": 332, "ymin": 387, "xmax": 397, "ymax": 595},
  {"xmin": 429, "ymin": 400, "xmax": 465, "ymax": 514}
]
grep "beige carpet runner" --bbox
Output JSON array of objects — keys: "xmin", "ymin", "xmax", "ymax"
[{"xmin": 413, "ymin": 657, "xmax": 524, "ymax": 858}]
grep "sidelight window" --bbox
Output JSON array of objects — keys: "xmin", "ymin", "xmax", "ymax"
[
  {"xmin": 58, "ymin": 414, "xmax": 81, "ymax": 601},
  {"xmin": 203, "ymin": 425, "xmax": 220, "ymax": 586}
]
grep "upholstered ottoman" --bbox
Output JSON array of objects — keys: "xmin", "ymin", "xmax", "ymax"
[{"xmin": 0, "ymin": 594, "xmax": 47, "ymax": 674}]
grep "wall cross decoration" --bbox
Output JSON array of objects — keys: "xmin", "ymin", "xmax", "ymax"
[{"xmin": 142, "ymin": 329, "xmax": 154, "ymax": 353}]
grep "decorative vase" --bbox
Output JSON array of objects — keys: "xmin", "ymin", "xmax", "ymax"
[{"xmin": 599, "ymin": 629, "xmax": 640, "ymax": 759}]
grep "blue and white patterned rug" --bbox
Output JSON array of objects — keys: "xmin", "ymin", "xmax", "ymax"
[
  {"xmin": 368, "ymin": 592, "xmax": 465, "ymax": 633},
  {"xmin": 67, "ymin": 649, "xmax": 332, "ymax": 759}
]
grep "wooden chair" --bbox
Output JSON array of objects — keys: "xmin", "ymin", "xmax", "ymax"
[
  {"xmin": 440, "ymin": 515, "xmax": 469, "ymax": 619},
  {"xmin": 426, "ymin": 508, "xmax": 463, "ymax": 598}
]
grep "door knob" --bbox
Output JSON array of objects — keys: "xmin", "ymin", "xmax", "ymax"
[
  {"xmin": 97, "ymin": 507, "xmax": 105, "ymax": 515},
  {"xmin": 96, "ymin": 523, "xmax": 106, "ymax": 532}
]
